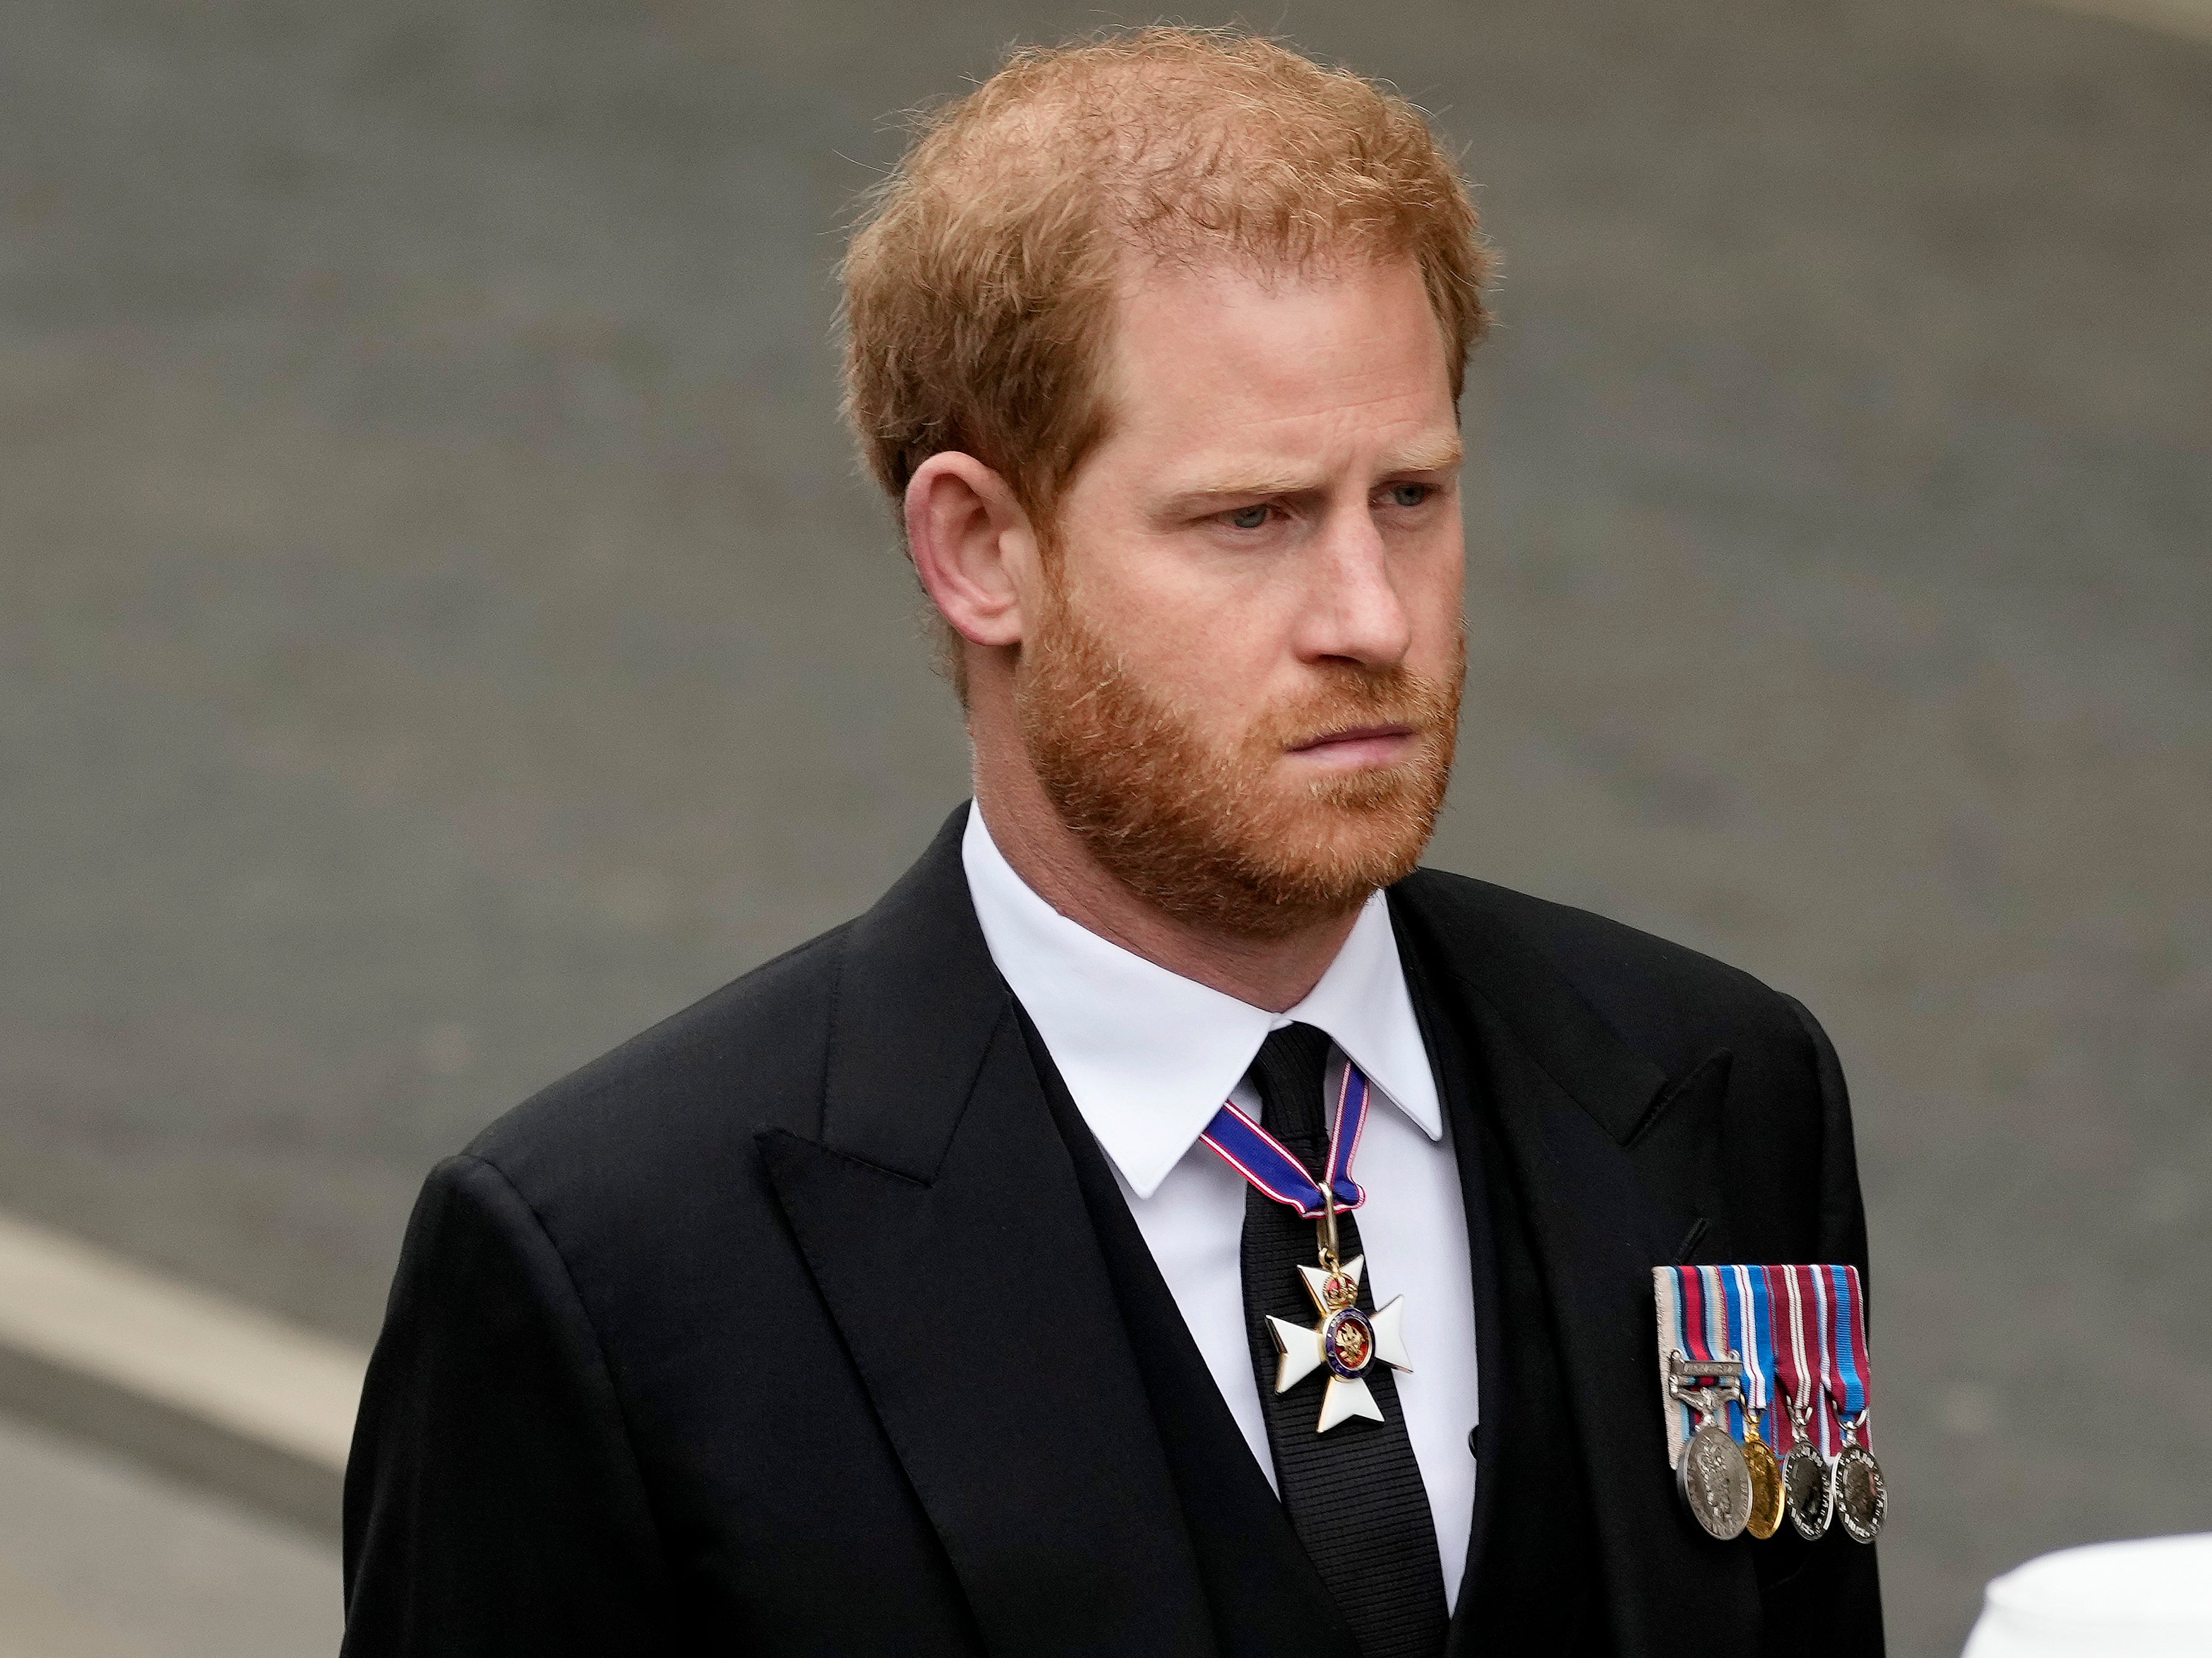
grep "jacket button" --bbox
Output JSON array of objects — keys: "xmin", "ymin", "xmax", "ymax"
[{"xmin": 1468, "ymin": 1426, "xmax": 1480, "ymax": 1457}]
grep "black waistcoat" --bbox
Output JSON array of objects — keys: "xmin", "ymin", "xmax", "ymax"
[{"xmin": 1020, "ymin": 924, "xmax": 1611, "ymax": 1658}]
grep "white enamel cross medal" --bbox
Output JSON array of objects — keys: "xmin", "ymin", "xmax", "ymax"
[
  {"xmin": 1200, "ymin": 1058, "xmax": 1416, "ymax": 1433},
  {"xmin": 1267, "ymin": 1252, "xmax": 1413, "ymax": 1432}
]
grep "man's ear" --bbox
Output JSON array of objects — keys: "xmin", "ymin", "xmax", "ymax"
[{"xmin": 904, "ymin": 453, "xmax": 1039, "ymax": 648}]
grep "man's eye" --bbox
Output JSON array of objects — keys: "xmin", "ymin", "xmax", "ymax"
[
  {"xmin": 1384, "ymin": 483, "xmax": 1432, "ymax": 508},
  {"xmin": 1225, "ymin": 504, "xmax": 1271, "ymax": 530}
]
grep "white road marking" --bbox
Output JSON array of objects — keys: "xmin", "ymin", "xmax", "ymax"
[{"xmin": 0, "ymin": 1214, "xmax": 366, "ymax": 1474}]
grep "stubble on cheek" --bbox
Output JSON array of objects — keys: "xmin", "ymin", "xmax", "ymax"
[{"xmin": 1015, "ymin": 588, "xmax": 1463, "ymax": 938}]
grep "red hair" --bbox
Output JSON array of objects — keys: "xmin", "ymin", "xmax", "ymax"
[{"xmin": 839, "ymin": 27, "xmax": 1492, "ymax": 683}]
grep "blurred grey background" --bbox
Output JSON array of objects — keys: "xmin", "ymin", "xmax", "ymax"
[{"xmin": 3, "ymin": 0, "xmax": 2207, "ymax": 1652}]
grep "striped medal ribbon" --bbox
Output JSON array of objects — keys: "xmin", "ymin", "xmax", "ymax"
[
  {"xmin": 1824, "ymin": 1265, "xmax": 1887, "ymax": 1542},
  {"xmin": 1203, "ymin": 1061, "xmax": 1413, "ymax": 1433},
  {"xmin": 1666, "ymin": 1266, "xmax": 1752, "ymax": 1539},
  {"xmin": 1719, "ymin": 1265, "xmax": 1786, "ymax": 1538}
]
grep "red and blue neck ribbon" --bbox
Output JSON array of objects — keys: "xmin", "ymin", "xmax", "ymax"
[{"xmin": 1199, "ymin": 1055, "xmax": 1370, "ymax": 1220}]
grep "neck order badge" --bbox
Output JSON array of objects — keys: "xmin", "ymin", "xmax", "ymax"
[{"xmin": 1202, "ymin": 1060, "xmax": 1413, "ymax": 1433}]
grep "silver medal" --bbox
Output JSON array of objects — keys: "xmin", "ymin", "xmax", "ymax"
[
  {"xmin": 1833, "ymin": 1415, "xmax": 1886, "ymax": 1543},
  {"xmin": 1781, "ymin": 1442, "xmax": 1832, "ymax": 1539},
  {"xmin": 1666, "ymin": 1351, "xmax": 1751, "ymax": 1541},
  {"xmin": 1778, "ymin": 1390, "xmax": 1835, "ymax": 1542},
  {"xmin": 1678, "ymin": 1420, "xmax": 1754, "ymax": 1540}
]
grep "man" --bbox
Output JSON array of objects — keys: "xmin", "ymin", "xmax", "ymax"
[{"xmin": 343, "ymin": 28, "xmax": 1882, "ymax": 1658}]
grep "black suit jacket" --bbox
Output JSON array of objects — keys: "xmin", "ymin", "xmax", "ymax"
[{"xmin": 343, "ymin": 805, "xmax": 1882, "ymax": 1655}]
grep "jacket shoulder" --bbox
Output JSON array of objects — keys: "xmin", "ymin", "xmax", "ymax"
[
  {"xmin": 462, "ymin": 920, "xmax": 851, "ymax": 1205},
  {"xmin": 1395, "ymin": 866, "xmax": 1818, "ymax": 1081}
]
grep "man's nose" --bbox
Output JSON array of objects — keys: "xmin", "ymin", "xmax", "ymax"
[{"xmin": 1293, "ymin": 507, "xmax": 1413, "ymax": 669}]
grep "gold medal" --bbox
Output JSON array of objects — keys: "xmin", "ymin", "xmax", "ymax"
[{"xmin": 1742, "ymin": 1409, "xmax": 1785, "ymax": 1539}]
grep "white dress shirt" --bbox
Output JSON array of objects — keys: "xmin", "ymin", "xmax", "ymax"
[{"xmin": 962, "ymin": 804, "xmax": 1481, "ymax": 1607}]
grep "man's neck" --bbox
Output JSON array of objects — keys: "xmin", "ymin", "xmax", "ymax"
[{"xmin": 972, "ymin": 749, "xmax": 1363, "ymax": 1015}]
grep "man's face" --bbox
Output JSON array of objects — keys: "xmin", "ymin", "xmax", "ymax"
[{"xmin": 1013, "ymin": 256, "xmax": 1466, "ymax": 936}]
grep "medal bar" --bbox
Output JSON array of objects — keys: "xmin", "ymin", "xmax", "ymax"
[{"xmin": 1651, "ymin": 1264, "xmax": 1886, "ymax": 1546}]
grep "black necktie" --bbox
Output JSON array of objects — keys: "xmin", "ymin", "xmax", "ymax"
[{"xmin": 1240, "ymin": 1023, "xmax": 1449, "ymax": 1657}]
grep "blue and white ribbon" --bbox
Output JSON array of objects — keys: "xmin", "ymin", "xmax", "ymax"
[{"xmin": 1725, "ymin": 1263, "xmax": 1771, "ymax": 1429}]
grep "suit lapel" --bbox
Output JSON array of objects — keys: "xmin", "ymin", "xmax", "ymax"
[
  {"xmin": 1391, "ymin": 876, "xmax": 1759, "ymax": 1658},
  {"xmin": 760, "ymin": 808, "xmax": 1214, "ymax": 1658}
]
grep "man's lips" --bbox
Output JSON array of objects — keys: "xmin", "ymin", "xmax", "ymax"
[{"xmin": 1286, "ymin": 723, "xmax": 1419, "ymax": 767}]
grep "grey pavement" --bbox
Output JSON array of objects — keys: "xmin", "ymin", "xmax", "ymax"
[
  {"xmin": 3, "ymin": 1, "xmax": 2208, "ymax": 1651},
  {"xmin": 0, "ymin": 1412, "xmax": 338, "ymax": 1658}
]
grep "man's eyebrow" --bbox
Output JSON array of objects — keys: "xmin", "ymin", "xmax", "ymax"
[
  {"xmin": 1163, "ymin": 440, "xmax": 1465, "ymax": 506},
  {"xmin": 1166, "ymin": 471, "xmax": 1311, "ymax": 503},
  {"xmin": 1389, "ymin": 436, "xmax": 1466, "ymax": 474}
]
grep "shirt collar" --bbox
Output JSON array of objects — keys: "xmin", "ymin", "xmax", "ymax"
[{"xmin": 961, "ymin": 802, "xmax": 1442, "ymax": 1198}]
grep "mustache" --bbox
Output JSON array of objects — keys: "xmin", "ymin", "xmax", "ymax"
[{"xmin": 1247, "ymin": 665, "xmax": 1461, "ymax": 753}]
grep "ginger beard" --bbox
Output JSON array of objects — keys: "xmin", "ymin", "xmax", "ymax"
[{"xmin": 1014, "ymin": 581, "xmax": 1463, "ymax": 938}]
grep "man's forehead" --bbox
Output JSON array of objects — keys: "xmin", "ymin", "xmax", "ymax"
[{"xmin": 1094, "ymin": 254, "xmax": 1456, "ymax": 460}]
